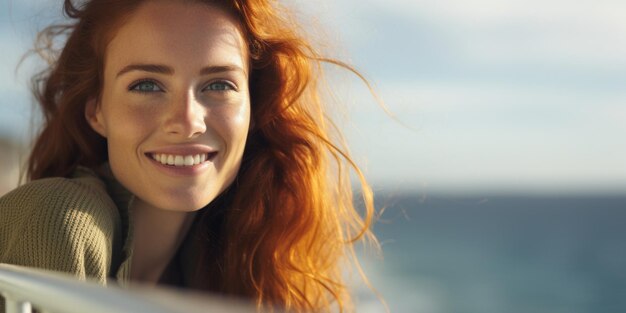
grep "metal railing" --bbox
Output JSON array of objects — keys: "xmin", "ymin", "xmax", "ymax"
[{"xmin": 0, "ymin": 264, "xmax": 255, "ymax": 313}]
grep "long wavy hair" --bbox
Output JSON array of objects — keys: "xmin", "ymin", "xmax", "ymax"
[{"xmin": 28, "ymin": 0, "xmax": 378, "ymax": 311}]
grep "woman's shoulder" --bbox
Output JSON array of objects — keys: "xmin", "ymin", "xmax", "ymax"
[
  {"xmin": 0, "ymin": 168, "xmax": 122, "ymax": 236},
  {"xmin": 0, "ymin": 167, "xmax": 124, "ymax": 283},
  {"xmin": 0, "ymin": 170, "xmax": 117, "ymax": 222}
]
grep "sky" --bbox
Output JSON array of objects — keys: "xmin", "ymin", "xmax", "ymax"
[{"xmin": 1, "ymin": 0, "xmax": 625, "ymax": 194}]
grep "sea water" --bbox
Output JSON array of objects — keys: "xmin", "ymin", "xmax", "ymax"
[{"xmin": 354, "ymin": 194, "xmax": 626, "ymax": 313}]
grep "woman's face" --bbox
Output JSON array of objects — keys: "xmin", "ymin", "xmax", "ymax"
[{"xmin": 86, "ymin": 0, "xmax": 251, "ymax": 212}]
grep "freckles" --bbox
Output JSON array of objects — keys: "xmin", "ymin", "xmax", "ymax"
[
  {"xmin": 211, "ymin": 100, "xmax": 250, "ymax": 125},
  {"xmin": 109, "ymin": 103, "xmax": 158, "ymax": 137},
  {"xmin": 230, "ymin": 107, "xmax": 250, "ymax": 126},
  {"xmin": 226, "ymin": 112, "xmax": 251, "ymax": 138},
  {"xmin": 231, "ymin": 98, "xmax": 251, "ymax": 123}
]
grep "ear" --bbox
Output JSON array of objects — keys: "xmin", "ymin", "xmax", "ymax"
[{"xmin": 85, "ymin": 98, "xmax": 107, "ymax": 137}]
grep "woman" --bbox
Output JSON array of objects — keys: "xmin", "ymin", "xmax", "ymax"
[{"xmin": 0, "ymin": 0, "xmax": 377, "ymax": 311}]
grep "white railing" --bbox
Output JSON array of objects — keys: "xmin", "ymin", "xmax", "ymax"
[{"xmin": 0, "ymin": 264, "xmax": 256, "ymax": 313}]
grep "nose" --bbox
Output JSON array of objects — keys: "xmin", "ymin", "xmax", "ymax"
[{"xmin": 163, "ymin": 91, "xmax": 207, "ymax": 138}]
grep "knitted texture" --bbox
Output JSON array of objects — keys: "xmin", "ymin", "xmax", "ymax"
[{"xmin": 0, "ymin": 174, "xmax": 123, "ymax": 311}]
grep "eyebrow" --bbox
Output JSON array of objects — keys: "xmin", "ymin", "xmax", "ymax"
[
  {"xmin": 116, "ymin": 64, "xmax": 172, "ymax": 78},
  {"xmin": 116, "ymin": 63, "xmax": 245, "ymax": 78}
]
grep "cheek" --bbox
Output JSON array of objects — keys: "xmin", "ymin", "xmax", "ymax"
[
  {"xmin": 107, "ymin": 97, "xmax": 159, "ymax": 129},
  {"xmin": 214, "ymin": 103, "xmax": 250, "ymax": 146},
  {"xmin": 103, "ymin": 102, "xmax": 159, "ymax": 153}
]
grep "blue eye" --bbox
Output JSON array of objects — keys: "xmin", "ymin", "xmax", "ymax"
[
  {"xmin": 130, "ymin": 80, "xmax": 163, "ymax": 93},
  {"xmin": 204, "ymin": 81, "xmax": 236, "ymax": 91}
]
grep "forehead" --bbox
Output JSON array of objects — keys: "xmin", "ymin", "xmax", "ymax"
[{"xmin": 105, "ymin": 0, "xmax": 248, "ymax": 73}]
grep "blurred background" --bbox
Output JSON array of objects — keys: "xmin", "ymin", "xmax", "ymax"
[{"xmin": 2, "ymin": 0, "xmax": 626, "ymax": 312}]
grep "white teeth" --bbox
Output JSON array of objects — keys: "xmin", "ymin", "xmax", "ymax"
[
  {"xmin": 151, "ymin": 153, "xmax": 210, "ymax": 167},
  {"xmin": 174, "ymin": 155, "xmax": 183, "ymax": 166},
  {"xmin": 183, "ymin": 155, "xmax": 194, "ymax": 166}
]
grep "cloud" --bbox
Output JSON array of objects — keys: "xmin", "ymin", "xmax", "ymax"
[
  {"xmin": 339, "ymin": 79, "xmax": 626, "ymax": 192},
  {"xmin": 287, "ymin": 0, "xmax": 626, "ymax": 191},
  {"xmin": 300, "ymin": 0, "xmax": 626, "ymax": 73},
  {"xmin": 360, "ymin": 0, "xmax": 626, "ymax": 28}
]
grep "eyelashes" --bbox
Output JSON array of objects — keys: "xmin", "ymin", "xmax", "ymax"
[
  {"xmin": 128, "ymin": 79, "xmax": 238, "ymax": 94},
  {"xmin": 129, "ymin": 80, "xmax": 163, "ymax": 93},
  {"xmin": 204, "ymin": 81, "xmax": 236, "ymax": 91}
]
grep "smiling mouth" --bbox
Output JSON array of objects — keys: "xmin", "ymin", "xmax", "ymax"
[{"xmin": 148, "ymin": 152, "xmax": 216, "ymax": 167}]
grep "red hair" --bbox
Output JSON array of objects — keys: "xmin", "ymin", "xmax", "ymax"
[{"xmin": 28, "ymin": 0, "xmax": 378, "ymax": 311}]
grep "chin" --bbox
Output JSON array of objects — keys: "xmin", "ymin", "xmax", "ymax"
[{"xmin": 152, "ymin": 198, "xmax": 210, "ymax": 212}]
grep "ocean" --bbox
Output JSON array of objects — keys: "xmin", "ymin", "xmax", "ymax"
[{"xmin": 354, "ymin": 193, "xmax": 626, "ymax": 313}]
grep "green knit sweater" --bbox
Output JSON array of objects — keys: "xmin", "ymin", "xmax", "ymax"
[{"xmin": 0, "ymin": 165, "xmax": 200, "ymax": 311}]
